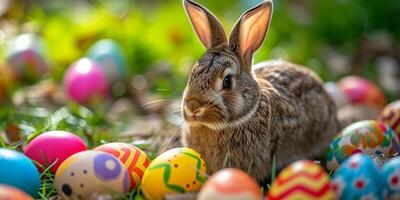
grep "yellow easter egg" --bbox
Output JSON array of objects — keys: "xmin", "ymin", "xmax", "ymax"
[
  {"xmin": 268, "ymin": 160, "xmax": 336, "ymax": 200},
  {"xmin": 141, "ymin": 147, "xmax": 207, "ymax": 200}
]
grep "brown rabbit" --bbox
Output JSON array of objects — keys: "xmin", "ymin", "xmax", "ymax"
[{"xmin": 181, "ymin": 0, "xmax": 339, "ymax": 184}]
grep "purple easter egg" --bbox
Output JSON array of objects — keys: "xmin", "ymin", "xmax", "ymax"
[{"xmin": 64, "ymin": 58, "xmax": 110, "ymax": 104}]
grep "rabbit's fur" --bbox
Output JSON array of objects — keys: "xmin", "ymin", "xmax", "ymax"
[{"xmin": 181, "ymin": 0, "xmax": 339, "ymax": 184}]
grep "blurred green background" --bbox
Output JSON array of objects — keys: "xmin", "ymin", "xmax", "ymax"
[{"xmin": 1, "ymin": 0, "xmax": 399, "ymax": 97}]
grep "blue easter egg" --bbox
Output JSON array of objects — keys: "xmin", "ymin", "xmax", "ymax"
[
  {"xmin": 331, "ymin": 153, "xmax": 382, "ymax": 200},
  {"xmin": 6, "ymin": 33, "xmax": 49, "ymax": 81},
  {"xmin": 87, "ymin": 39, "xmax": 126, "ymax": 83},
  {"xmin": 0, "ymin": 148, "xmax": 40, "ymax": 196},
  {"xmin": 380, "ymin": 157, "xmax": 400, "ymax": 199}
]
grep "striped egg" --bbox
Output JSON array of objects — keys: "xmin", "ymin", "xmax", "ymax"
[
  {"xmin": 94, "ymin": 142, "xmax": 150, "ymax": 189},
  {"xmin": 141, "ymin": 147, "xmax": 207, "ymax": 200},
  {"xmin": 379, "ymin": 100, "xmax": 400, "ymax": 138},
  {"xmin": 327, "ymin": 120, "xmax": 400, "ymax": 170},
  {"xmin": 268, "ymin": 160, "xmax": 336, "ymax": 200}
]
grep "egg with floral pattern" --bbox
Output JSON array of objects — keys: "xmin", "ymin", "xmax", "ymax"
[
  {"xmin": 55, "ymin": 150, "xmax": 130, "ymax": 199},
  {"xmin": 331, "ymin": 153, "xmax": 382, "ymax": 200},
  {"xmin": 327, "ymin": 120, "xmax": 400, "ymax": 170},
  {"xmin": 380, "ymin": 157, "xmax": 400, "ymax": 199}
]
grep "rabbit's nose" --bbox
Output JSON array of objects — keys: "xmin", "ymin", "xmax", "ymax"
[{"xmin": 184, "ymin": 99, "xmax": 205, "ymax": 118}]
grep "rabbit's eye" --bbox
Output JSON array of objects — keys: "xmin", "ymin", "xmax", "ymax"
[{"xmin": 223, "ymin": 75, "xmax": 233, "ymax": 89}]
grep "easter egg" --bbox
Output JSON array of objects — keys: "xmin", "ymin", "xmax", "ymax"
[
  {"xmin": 380, "ymin": 157, "xmax": 400, "ymax": 199},
  {"xmin": 141, "ymin": 147, "xmax": 207, "ymax": 200},
  {"xmin": 0, "ymin": 184, "xmax": 33, "ymax": 200},
  {"xmin": 87, "ymin": 39, "xmax": 127, "ymax": 83},
  {"xmin": 268, "ymin": 160, "xmax": 336, "ymax": 200},
  {"xmin": 198, "ymin": 168, "xmax": 262, "ymax": 200},
  {"xmin": 379, "ymin": 100, "xmax": 400, "ymax": 137},
  {"xmin": 24, "ymin": 130, "xmax": 87, "ymax": 173},
  {"xmin": 5, "ymin": 33, "xmax": 48, "ymax": 81},
  {"xmin": 55, "ymin": 150, "xmax": 130, "ymax": 199},
  {"xmin": 331, "ymin": 153, "xmax": 382, "ymax": 199},
  {"xmin": 0, "ymin": 148, "xmax": 40, "ymax": 196},
  {"xmin": 64, "ymin": 58, "xmax": 110, "ymax": 104},
  {"xmin": 327, "ymin": 120, "xmax": 400, "ymax": 170},
  {"xmin": 324, "ymin": 82, "xmax": 349, "ymax": 108},
  {"xmin": 338, "ymin": 76, "xmax": 386, "ymax": 108},
  {"xmin": 94, "ymin": 142, "xmax": 150, "ymax": 189}
]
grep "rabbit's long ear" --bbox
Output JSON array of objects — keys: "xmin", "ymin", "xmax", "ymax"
[
  {"xmin": 183, "ymin": 0, "xmax": 227, "ymax": 49},
  {"xmin": 229, "ymin": 0, "xmax": 272, "ymax": 73}
]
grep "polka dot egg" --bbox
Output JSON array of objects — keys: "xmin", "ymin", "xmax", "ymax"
[
  {"xmin": 94, "ymin": 142, "xmax": 150, "ymax": 189},
  {"xmin": 55, "ymin": 150, "xmax": 130, "ymax": 199},
  {"xmin": 332, "ymin": 153, "xmax": 382, "ymax": 199},
  {"xmin": 380, "ymin": 157, "xmax": 400, "ymax": 199},
  {"xmin": 141, "ymin": 147, "xmax": 207, "ymax": 200},
  {"xmin": 327, "ymin": 120, "xmax": 400, "ymax": 170},
  {"xmin": 268, "ymin": 160, "xmax": 336, "ymax": 200}
]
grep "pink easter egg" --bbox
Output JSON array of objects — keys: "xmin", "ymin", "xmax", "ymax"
[
  {"xmin": 64, "ymin": 58, "xmax": 110, "ymax": 104},
  {"xmin": 338, "ymin": 76, "xmax": 386, "ymax": 109},
  {"xmin": 24, "ymin": 130, "xmax": 87, "ymax": 173}
]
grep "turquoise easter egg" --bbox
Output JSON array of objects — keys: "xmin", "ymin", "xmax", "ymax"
[
  {"xmin": 380, "ymin": 157, "xmax": 400, "ymax": 199},
  {"xmin": 87, "ymin": 39, "xmax": 127, "ymax": 83},
  {"xmin": 331, "ymin": 153, "xmax": 382, "ymax": 200},
  {"xmin": 0, "ymin": 148, "xmax": 40, "ymax": 196}
]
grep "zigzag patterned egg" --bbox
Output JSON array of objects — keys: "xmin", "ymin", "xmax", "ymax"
[
  {"xmin": 94, "ymin": 142, "xmax": 150, "ymax": 189},
  {"xmin": 379, "ymin": 100, "xmax": 400, "ymax": 138},
  {"xmin": 380, "ymin": 157, "xmax": 400, "ymax": 199},
  {"xmin": 327, "ymin": 120, "xmax": 400, "ymax": 170},
  {"xmin": 55, "ymin": 150, "xmax": 130, "ymax": 199},
  {"xmin": 332, "ymin": 153, "xmax": 382, "ymax": 199},
  {"xmin": 141, "ymin": 147, "xmax": 207, "ymax": 200},
  {"xmin": 268, "ymin": 160, "xmax": 336, "ymax": 200}
]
